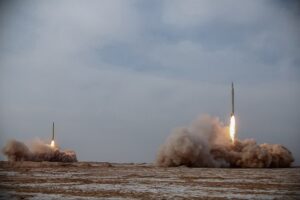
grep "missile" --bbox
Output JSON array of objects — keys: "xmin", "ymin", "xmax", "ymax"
[
  {"xmin": 231, "ymin": 82, "xmax": 234, "ymax": 116},
  {"xmin": 52, "ymin": 122, "xmax": 55, "ymax": 141}
]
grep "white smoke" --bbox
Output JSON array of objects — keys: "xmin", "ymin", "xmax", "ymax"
[
  {"xmin": 156, "ymin": 115, "xmax": 294, "ymax": 168},
  {"xmin": 2, "ymin": 139, "xmax": 77, "ymax": 162}
]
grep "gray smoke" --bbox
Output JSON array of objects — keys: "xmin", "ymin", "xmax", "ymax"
[
  {"xmin": 156, "ymin": 115, "xmax": 294, "ymax": 168},
  {"xmin": 2, "ymin": 139, "xmax": 77, "ymax": 162}
]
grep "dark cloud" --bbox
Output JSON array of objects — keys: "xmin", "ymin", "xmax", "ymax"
[{"xmin": 0, "ymin": 1, "xmax": 299, "ymax": 164}]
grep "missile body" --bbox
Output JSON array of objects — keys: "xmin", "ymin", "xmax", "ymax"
[
  {"xmin": 52, "ymin": 122, "xmax": 55, "ymax": 140},
  {"xmin": 231, "ymin": 82, "xmax": 234, "ymax": 116}
]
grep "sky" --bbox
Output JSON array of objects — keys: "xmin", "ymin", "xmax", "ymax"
[{"xmin": 0, "ymin": 0, "xmax": 299, "ymax": 164}]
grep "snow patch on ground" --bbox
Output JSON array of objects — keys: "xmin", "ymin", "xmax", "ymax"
[{"xmin": 1, "ymin": 162, "xmax": 299, "ymax": 200}]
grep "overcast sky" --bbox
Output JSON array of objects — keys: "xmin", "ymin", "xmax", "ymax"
[{"xmin": 0, "ymin": 0, "xmax": 299, "ymax": 164}]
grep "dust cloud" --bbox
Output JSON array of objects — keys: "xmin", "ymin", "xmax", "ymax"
[
  {"xmin": 156, "ymin": 115, "xmax": 294, "ymax": 168},
  {"xmin": 2, "ymin": 139, "xmax": 77, "ymax": 162}
]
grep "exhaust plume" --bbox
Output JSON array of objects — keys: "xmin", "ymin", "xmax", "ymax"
[
  {"xmin": 156, "ymin": 115, "xmax": 294, "ymax": 168},
  {"xmin": 2, "ymin": 139, "xmax": 77, "ymax": 162}
]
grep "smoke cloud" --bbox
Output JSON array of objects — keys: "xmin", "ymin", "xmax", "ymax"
[
  {"xmin": 156, "ymin": 115, "xmax": 294, "ymax": 168},
  {"xmin": 2, "ymin": 139, "xmax": 77, "ymax": 162}
]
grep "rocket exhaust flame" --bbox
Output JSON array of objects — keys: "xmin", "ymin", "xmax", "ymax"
[
  {"xmin": 50, "ymin": 140, "xmax": 55, "ymax": 148},
  {"xmin": 230, "ymin": 115, "xmax": 235, "ymax": 143}
]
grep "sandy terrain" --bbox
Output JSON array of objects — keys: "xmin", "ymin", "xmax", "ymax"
[{"xmin": 0, "ymin": 161, "xmax": 299, "ymax": 200}]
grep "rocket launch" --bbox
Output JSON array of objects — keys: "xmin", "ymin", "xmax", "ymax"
[
  {"xmin": 231, "ymin": 82, "xmax": 234, "ymax": 116},
  {"xmin": 230, "ymin": 83, "xmax": 236, "ymax": 143},
  {"xmin": 50, "ymin": 122, "xmax": 55, "ymax": 148},
  {"xmin": 156, "ymin": 81, "xmax": 294, "ymax": 167}
]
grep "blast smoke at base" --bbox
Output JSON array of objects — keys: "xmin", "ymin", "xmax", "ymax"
[
  {"xmin": 2, "ymin": 139, "xmax": 77, "ymax": 162},
  {"xmin": 156, "ymin": 115, "xmax": 294, "ymax": 168}
]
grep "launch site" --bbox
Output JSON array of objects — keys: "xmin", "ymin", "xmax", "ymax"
[
  {"xmin": 0, "ymin": 0, "xmax": 300, "ymax": 199},
  {"xmin": 1, "ymin": 161, "xmax": 300, "ymax": 199}
]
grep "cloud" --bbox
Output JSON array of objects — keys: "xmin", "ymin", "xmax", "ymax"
[
  {"xmin": 162, "ymin": 0, "xmax": 269, "ymax": 28},
  {"xmin": 0, "ymin": 0, "xmax": 140, "ymax": 62},
  {"xmin": 0, "ymin": 0, "xmax": 299, "ymax": 163}
]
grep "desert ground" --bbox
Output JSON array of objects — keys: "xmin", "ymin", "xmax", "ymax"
[{"xmin": 0, "ymin": 161, "xmax": 299, "ymax": 200}]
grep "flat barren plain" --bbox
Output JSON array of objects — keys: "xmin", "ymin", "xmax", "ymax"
[{"xmin": 0, "ymin": 161, "xmax": 299, "ymax": 199}]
